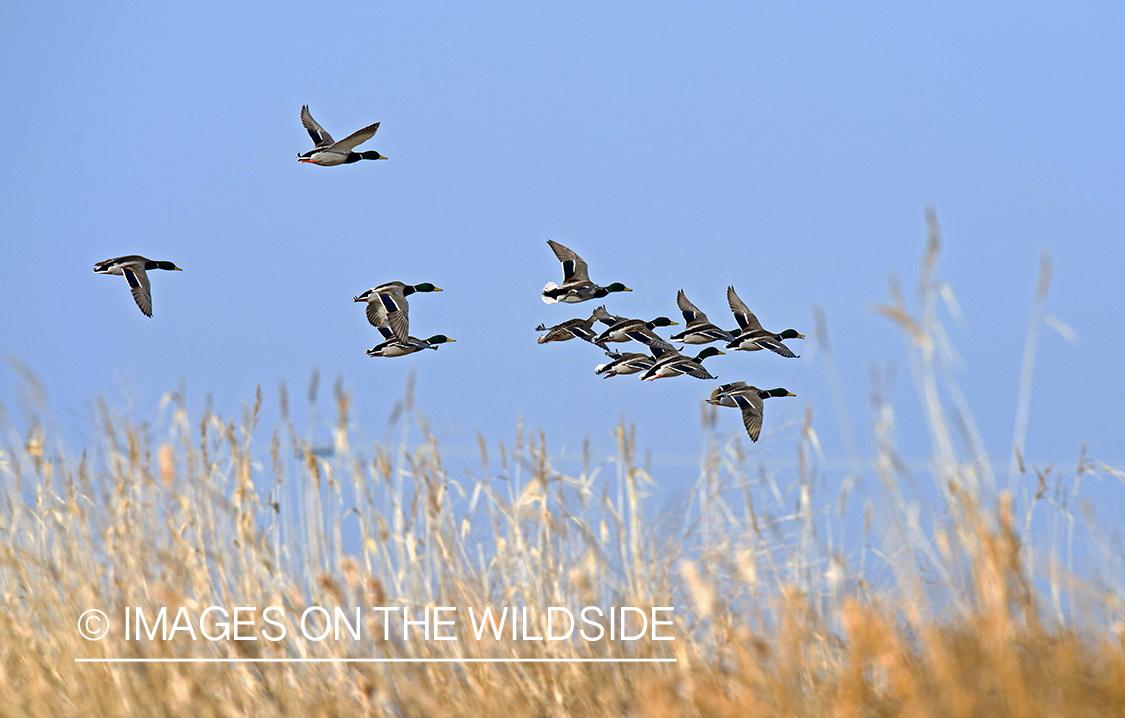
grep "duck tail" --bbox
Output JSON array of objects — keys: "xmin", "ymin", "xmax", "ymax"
[{"xmin": 541, "ymin": 282, "xmax": 560, "ymax": 304}]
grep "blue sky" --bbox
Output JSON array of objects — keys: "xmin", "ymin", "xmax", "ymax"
[{"xmin": 1, "ymin": 2, "xmax": 1122, "ymax": 497}]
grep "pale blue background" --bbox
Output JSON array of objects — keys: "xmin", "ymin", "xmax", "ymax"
[{"xmin": 1, "ymin": 3, "xmax": 1122, "ymax": 492}]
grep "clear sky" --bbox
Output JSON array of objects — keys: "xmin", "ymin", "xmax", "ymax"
[{"xmin": 1, "ymin": 2, "xmax": 1122, "ymax": 497}]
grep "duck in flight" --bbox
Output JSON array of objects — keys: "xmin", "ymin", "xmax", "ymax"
[
  {"xmin": 365, "ymin": 327, "xmax": 455, "ymax": 357},
  {"xmin": 707, "ymin": 382, "xmax": 795, "ymax": 442},
  {"xmin": 94, "ymin": 255, "xmax": 182, "ymax": 317},
  {"xmin": 670, "ymin": 290, "xmax": 737, "ymax": 345},
  {"xmin": 724, "ymin": 286, "xmax": 803, "ymax": 357},
  {"xmin": 593, "ymin": 315, "xmax": 678, "ymax": 351},
  {"xmin": 353, "ymin": 282, "xmax": 442, "ymax": 342},
  {"xmin": 537, "ymin": 306, "xmax": 614, "ymax": 344},
  {"xmin": 541, "ymin": 240, "xmax": 631, "ymax": 304},
  {"xmin": 298, "ymin": 105, "xmax": 387, "ymax": 166},
  {"xmin": 639, "ymin": 346, "xmax": 724, "ymax": 381},
  {"xmin": 594, "ymin": 351, "xmax": 656, "ymax": 378}
]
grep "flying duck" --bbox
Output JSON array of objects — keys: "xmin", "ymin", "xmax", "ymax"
[
  {"xmin": 706, "ymin": 382, "xmax": 795, "ymax": 441},
  {"xmin": 594, "ymin": 351, "xmax": 656, "ymax": 378},
  {"xmin": 537, "ymin": 306, "xmax": 614, "ymax": 344},
  {"xmin": 724, "ymin": 286, "xmax": 803, "ymax": 357},
  {"xmin": 366, "ymin": 327, "xmax": 455, "ymax": 357},
  {"xmin": 94, "ymin": 255, "xmax": 182, "ymax": 317},
  {"xmin": 298, "ymin": 105, "xmax": 387, "ymax": 166},
  {"xmin": 593, "ymin": 315, "xmax": 678, "ymax": 350},
  {"xmin": 541, "ymin": 240, "xmax": 632, "ymax": 304},
  {"xmin": 639, "ymin": 346, "xmax": 724, "ymax": 381},
  {"xmin": 353, "ymin": 282, "xmax": 442, "ymax": 342},
  {"xmin": 670, "ymin": 290, "xmax": 737, "ymax": 345}
]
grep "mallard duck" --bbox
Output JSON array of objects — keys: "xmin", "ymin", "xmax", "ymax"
[
  {"xmin": 594, "ymin": 315, "xmax": 678, "ymax": 350},
  {"xmin": 541, "ymin": 240, "xmax": 632, "ymax": 304},
  {"xmin": 639, "ymin": 346, "xmax": 724, "ymax": 381},
  {"xmin": 725, "ymin": 286, "xmax": 803, "ymax": 357},
  {"xmin": 353, "ymin": 282, "xmax": 442, "ymax": 342},
  {"xmin": 706, "ymin": 382, "xmax": 795, "ymax": 441},
  {"xmin": 594, "ymin": 351, "xmax": 655, "ymax": 378},
  {"xmin": 365, "ymin": 327, "xmax": 455, "ymax": 357},
  {"xmin": 536, "ymin": 306, "xmax": 613, "ymax": 344},
  {"xmin": 94, "ymin": 255, "xmax": 182, "ymax": 317},
  {"xmin": 298, "ymin": 105, "xmax": 387, "ymax": 166},
  {"xmin": 670, "ymin": 290, "xmax": 737, "ymax": 345}
]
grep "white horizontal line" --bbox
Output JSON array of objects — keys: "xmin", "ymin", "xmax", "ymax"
[{"xmin": 76, "ymin": 657, "xmax": 676, "ymax": 664}]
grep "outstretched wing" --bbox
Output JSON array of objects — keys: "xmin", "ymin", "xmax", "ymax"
[
  {"xmin": 676, "ymin": 289, "xmax": 708, "ymax": 325},
  {"xmin": 329, "ymin": 120, "xmax": 380, "ymax": 153},
  {"xmin": 377, "ymin": 291, "xmax": 411, "ymax": 342},
  {"xmin": 123, "ymin": 267, "xmax": 153, "ymax": 317},
  {"xmin": 300, "ymin": 105, "xmax": 335, "ymax": 147},
  {"xmin": 741, "ymin": 404, "xmax": 765, "ymax": 442},
  {"xmin": 726, "ymin": 286, "xmax": 764, "ymax": 332},
  {"xmin": 677, "ymin": 360, "xmax": 717, "ymax": 380},
  {"xmin": 366, "ymin": 301, "xmax": 388, "ymax": 328},
  {"xmin": 755, "ymin": 337, "xmax": 799, "ymax": 358},
  {"xmin": 625, "ymin": 328, "xmax": 674, "ymax": 351},
  {"xmin": 547, "ymin": 240, "xmax": 590, "ymax": 284}
]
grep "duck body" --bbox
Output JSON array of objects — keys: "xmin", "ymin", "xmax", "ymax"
[
  {"xmin": 354, "ymin": 282, "xmax": 442, "ymax": 342},
  {"xmin": 299, "ymin": 148, "xmax": 386, "ymax": 166},
  {"xmin": 541, "ymin": 240, "xmax": 632, "ymax": 304},
  {"xmin": 594, "ymin": 351, "xmax": 655, "ymax": 378},
  {"xmin": 707, "ymin": 383, "xmax": 795, "ymax": 441},
  {"xmin": 639, "ymin": 346, "xmax": 724, "ymax": 381},
  {"xmin": 94, "ymin": 255, "xmax": 182, "ymax": 317},
  {"xmin": 724, "ymin": 286, "xmax": 803, "ymax": 357},
  {"xmin": 670, "ymin": 290, "xmax": 737, "ymax": 345},
  {"xmin": 297, "ymin": 105, "xmax": 386, "ymax": 166},
  {"xmin": 594, "ymin": 316, "xmax": 678, "ymax": 350},
  {"xmin": 366, "ymin": 327, "xmax": 455, "ymax": 357}
]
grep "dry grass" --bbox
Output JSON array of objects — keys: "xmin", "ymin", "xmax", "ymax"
[{"xmin": 3, "ymin": 213, "xmax": 1125, "ymax": 716}]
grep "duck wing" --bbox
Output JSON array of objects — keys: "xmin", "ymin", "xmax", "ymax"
[
  {"xmin": 376, "ymin": 290, "xmax": 411, "ymax": 342},
  {"xmin": 726, "ymin": 286, "xmax": 764, "ymax": 333},
  {"xmin": 676, "ymin": 290, "xmax": 709, "ymax": 326},
  {"xmin": 124, "ymin": 266, "xmax": 153, "ymax": 317},
  {"xmin": 624, "ymin": 327, "xmax": 675, "ymax": 351},
  {"xmin": 547, "ymin": 240, "xmax": 590, "ymax": 284},
  {"xmin": 754, "ymin": 337, "xmax": 799, "ymax": 358},
  {"xmin": 718, "ymin": 381, "xmax": 751, "ymax": 396},
  {"xmin": 366, "ymin": 301, "xmax": 388, "ymax": 329},
  {"xmin": 676, "ymin": 358, "xmax": 717, "ymax": 380},
  {"xmin": 741, "ymin": 403, "xmax": 765, "ymax": 441},
  {"xmin": 329, "ymin": 120, "xmax": 380, "ymax": 153},
  {"xmin": 300, "ymin": 105, "xmax": 335, "ymax": 147}
]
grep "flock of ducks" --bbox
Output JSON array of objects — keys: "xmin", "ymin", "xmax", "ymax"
[
  {"xmin": 536, "ymin": 240, "xmax": 801, "ymax": 441},
  {"xmin": 92, "ymin": 107, "xmax": 801, "ymax": 442},
  {"xmin": 95, "ymin": 107, "xmax": 446, "ymax": 358}
]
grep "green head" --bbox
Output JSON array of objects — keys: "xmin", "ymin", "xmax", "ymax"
[
  {"xmin": 767, "ymin": 388, "xmax": 796, "ymax": 398},
  {"xmin": 780, "ymin": 329, "xmax": 804, "ymax": 340},
  {"xmin": 360, "ymin": 150, "xmax": 387, "ymax": 160},
  {"xmin": 605, "ymin": 283, "xmax": 632, "ymax": 294},
  {"xmin": 648, "ymin": 316, "xmax": 679, "ymax": 328},
  {"xmin": 696, "ymin": 346, "xmax": 725, "ymax": 361},
  {"xmin": 145, "ymin": 260, "xmax": 183, "ymax": 271},
  {"xmin": 411, "ymin": 283, "xmax": 443, "ymax": 293},
  {"xmin": 425, "ymin": 335, "xmax": 455, "ymax": 345}
]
